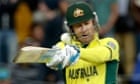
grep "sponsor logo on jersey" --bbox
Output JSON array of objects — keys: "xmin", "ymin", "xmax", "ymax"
[{"xmin": 107, "ymin": 41, "xmax": 116, "ymax": 49}]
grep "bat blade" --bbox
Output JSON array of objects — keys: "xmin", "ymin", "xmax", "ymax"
[{"xmin": 13, "ymin": 46, "xmax": 58, "ymax": 63}]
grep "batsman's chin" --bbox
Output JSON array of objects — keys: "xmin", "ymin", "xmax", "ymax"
[{"xmin": 79, "ymin": 36, "xmax": 91, "ymax": 44}]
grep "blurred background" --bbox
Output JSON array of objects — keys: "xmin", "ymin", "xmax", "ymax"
[{"xmin": 0, "ymin": 0, "xmax": 140, "ymax": 84}]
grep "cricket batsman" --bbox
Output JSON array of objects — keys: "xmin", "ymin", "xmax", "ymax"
[{"xmin": 43, "ymin": 1, "xmax": 120, "ymax": 84}]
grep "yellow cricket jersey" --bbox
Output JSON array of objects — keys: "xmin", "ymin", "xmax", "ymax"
[{"xmin": 56, "ymin": 35, "xmax": 119, "ymax": 84}]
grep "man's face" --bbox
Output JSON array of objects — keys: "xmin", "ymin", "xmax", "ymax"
[{"xmin": 72, "ymin": 19, "xmax": 96, "ymax": 44}]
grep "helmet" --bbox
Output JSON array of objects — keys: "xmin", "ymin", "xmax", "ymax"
[{"xmin": 65, "ymin": 2, "xmax": 95, "ymax": 26}]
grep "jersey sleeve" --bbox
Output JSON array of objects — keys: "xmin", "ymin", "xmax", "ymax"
[
  {"xmin": 55, "ymin": 41, "xmax": 65, "ymax": 49},
  {"xmin": 80, "ymin": 38, "xmax": 119, "ymax": 63}
]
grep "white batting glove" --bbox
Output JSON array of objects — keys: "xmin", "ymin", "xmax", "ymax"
[
  {"xmin": 62, "ymin": 45, "xmax": 80, "ymax": 68},
  {"xmin": 44, "ymin": 49, "xmax": 64, "ymax": 70},
  {"xmin": 45, "ymin": 45, "xmax": 80, "ymax": 70}
]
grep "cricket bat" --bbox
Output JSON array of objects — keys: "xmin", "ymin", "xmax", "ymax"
[{"xmin": 13, "ymin": 46, "xmax": 59, "ymax": 63}]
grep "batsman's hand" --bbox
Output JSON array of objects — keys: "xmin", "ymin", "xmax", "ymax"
[
  {"xmin": 44, "ymin": 45, "xmax": 80, "ymax": 70},
  {"xmin": 61, "ymin": 45, "xmax": 80, "ymax": 68}
]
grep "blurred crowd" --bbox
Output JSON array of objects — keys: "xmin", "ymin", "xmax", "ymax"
[{"xmin": 0, "ymin": 0, "xmax": 140, "ymax": 84}]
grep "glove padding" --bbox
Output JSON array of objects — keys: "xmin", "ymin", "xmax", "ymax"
[{"xmin": 45, "ymin": 45, "xmax": 80, "ymax": 70}]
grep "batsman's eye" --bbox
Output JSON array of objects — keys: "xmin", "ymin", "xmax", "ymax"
[{"xmin": 84, "ymin": 22, "xmax": 89, "ymax": 25}]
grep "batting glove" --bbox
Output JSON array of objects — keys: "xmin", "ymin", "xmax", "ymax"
[
  {"xmin": 45, "ymin": 45, "xmax": 80, "ymax": 70},
  {"xmin": 61, "ymin": 45, "xmax": 80, "ymax": 68}
]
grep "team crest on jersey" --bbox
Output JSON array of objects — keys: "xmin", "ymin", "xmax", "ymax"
[
  {"xmin": 73, "ymin": 8, "xmax": 84, "ymax": 17},
  {"xmin": 107, "ymin": 41, "xmax": 116, "ymax": 49}
]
